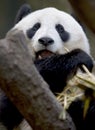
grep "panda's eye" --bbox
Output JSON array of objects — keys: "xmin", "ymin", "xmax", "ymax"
[
  {"xmin": 55, "ymin": 24, "xmax": 69, "ymax": 42},
  {"xmin": 27, "ymin": 22, "xmax": 41, "ymax": 39}
]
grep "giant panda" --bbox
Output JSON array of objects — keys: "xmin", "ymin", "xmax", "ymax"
[{"xmin": 0, "ymin": 4, "xmax": 94, "ymax": 130}]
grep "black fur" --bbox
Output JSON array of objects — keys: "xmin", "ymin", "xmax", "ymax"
[
  {"xmin": 68, "ymin": 99, "xmax": 95, "ymax": 130},
  {"xmin": 0, "ymin": 90, "xmax": 23, "ymax": 130},
  {"xmin": 56, "ymin": 24, "xmax": 70, "ymax": 42},
  {"xmin": 14, "ymin": 4, "xmax": 32, "ymax": 24},
  {"xmin": 27, "ymin": 22, "xmax": 41, "ymax": 39},
  {"xmin": 35, "ymin": 49, "xmax": 93, "ymax": 93}
]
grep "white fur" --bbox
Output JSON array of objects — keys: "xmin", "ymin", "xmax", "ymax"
[{"xmin": 13, "ymin": 7, "xmax": 90, "ymax": 58}]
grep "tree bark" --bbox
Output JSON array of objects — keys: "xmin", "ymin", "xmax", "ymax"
[
  {"xmin": 0, "ymin": 29, "xmax": 75, "ymax": 130},
  {"xmin": 69, "ymin": 0, "xmax": 95, "ymax": 34}
]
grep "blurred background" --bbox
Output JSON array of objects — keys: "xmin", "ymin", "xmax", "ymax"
[{"xmin": 0, "ymin": 0, "xmax": 95, "ymax": 58}]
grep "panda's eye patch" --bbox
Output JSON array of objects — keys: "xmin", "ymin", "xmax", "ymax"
[
  {"xmin": 27, "ymin": 22, "xmax": 41, "ymax": 39},
  {"xmin": 55, "ymin": 24, "xmax": 69, "ymax": 42}
]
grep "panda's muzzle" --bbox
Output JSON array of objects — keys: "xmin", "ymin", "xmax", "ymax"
[
  {"xmin": 36, "ymin": 50, "xmax": 54, "ymax": 59},
  {"xmin": 36, "ymin": 37, "xmax": 55, "ymax": 59}
]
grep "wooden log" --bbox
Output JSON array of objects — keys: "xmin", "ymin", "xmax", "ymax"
[{"xmin": 0, "ymin": 29, "xmax": 75, "ymax": 130}]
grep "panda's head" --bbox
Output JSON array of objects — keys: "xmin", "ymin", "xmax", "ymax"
[{"xmin": 12, "ymin": 4, "xmax": 90, "ymax": 60}]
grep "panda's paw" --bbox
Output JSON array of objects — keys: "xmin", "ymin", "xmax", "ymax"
[{"xmin": 70, "ymin": 49, "xmax": 93, "ymax": 72}]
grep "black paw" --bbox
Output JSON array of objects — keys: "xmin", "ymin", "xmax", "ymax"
[{"xmin": 69, "ymin": 49, "xmax": 93, "ymax": 72}]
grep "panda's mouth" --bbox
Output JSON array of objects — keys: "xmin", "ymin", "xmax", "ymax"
[{"xmin": 36, "ymin": 50, "xmax": 54, "ymax": 59}]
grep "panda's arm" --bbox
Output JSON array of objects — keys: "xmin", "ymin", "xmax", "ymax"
[{"xmin": 35, "ymin": 49, "xmax": 93, "ymax": 94}]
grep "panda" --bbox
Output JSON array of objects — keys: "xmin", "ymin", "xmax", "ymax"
[{"xmin": 0, "ymin": 4, "xmax": 94, "ymax": 130}]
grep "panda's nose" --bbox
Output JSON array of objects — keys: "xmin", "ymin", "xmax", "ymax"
[{"xmin": 38, "ymin": 37, "xmax": 54, "ymax": 46}]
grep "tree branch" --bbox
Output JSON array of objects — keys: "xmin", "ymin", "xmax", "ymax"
[
  {"xmin": 0, "ymin": 29, "xmax": 75, "ymax": 130},
  {"xmin": 69, "ymin": 0, "xmax": 95, "ymax": 34}
]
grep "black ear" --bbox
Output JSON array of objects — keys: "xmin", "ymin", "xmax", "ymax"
[{"xmin": 14, "ymin": 4, "xmax": 32, "ymax": 24}]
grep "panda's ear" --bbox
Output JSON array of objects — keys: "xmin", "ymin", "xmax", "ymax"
[{"xmin": 14, "ymin": 4, "xmax": 32, "ymax": 24}]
